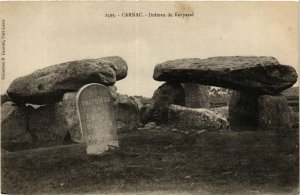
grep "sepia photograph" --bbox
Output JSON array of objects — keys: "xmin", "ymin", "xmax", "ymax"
[{"xmin": 0, "ymin": 1, "xmax": 299, "ymax": 194}]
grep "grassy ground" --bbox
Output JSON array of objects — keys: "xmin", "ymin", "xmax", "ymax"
[{"xmin": 1, "ymin": 127, "xmax": 299, "ymax": 194}]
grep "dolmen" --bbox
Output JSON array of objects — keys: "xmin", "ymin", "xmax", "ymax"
[
  {"xmin": 2, "ymin": 56, "xmax": 140, "ymax": 149},
  {"xmin": 149, "ymin": 56, "xmax": 297, "ymax": 131}
]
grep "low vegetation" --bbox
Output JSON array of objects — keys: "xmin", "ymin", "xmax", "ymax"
[{"xmin": 2, "ymin": 127, "xmax": 298, "ymax": 194}]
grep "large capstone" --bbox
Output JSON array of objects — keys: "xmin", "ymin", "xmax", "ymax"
[
  {"xmin": 1, "ymin": 94, "xmax": 11, "ymax": 105},
  {"xmin": 7, "ymin": 56, "xmax": 128, "ymax": 104},
  {"xmin": 168, "ymin": 104, "xmax": 229, "ymax": 131},
  {"xmin": 143, "ymin": 82, "xmax": 185, "ymax": 124},
  {"xmin": 257, "ymin": 95, "xmax": 292, "ymax": 131},
  {"xmin": 154, "ymin": 56, "xmax": 297, "ymax": 95},
  {"xmin": 182, "ymin": 83, "xmax": 210, "ymax": 108}
]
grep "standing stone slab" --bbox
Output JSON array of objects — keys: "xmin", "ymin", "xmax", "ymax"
[
  {"xmin": 114, "ymin": 94, "xmax": 140, "ymax": 133},
  {"xmin": 76, "ymin": 84, "xmax": 118, "ymax": 155},
  {"xmin": 182, "ymin": 83, "xmax": 210, "ymax": 108},
  {"xmin": 229, "ymin": 91, "xmax": 259, "ymax": 128},
  {"xmin": 1, "ymin": 102, "xmax": 33, "ymax": 147},
  {"xmin": 257, "ymin": 95, "xmax": 291, "ymax": 131},
  {"xmin": 62, "ymin": 92, "xmax": 82, "ymax": 143}
]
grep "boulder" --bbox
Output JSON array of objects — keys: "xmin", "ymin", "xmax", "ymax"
[
  {"xmin": 138, "ymin": 122, "xmax": 157, "ymax": 130},
  {"xmin": 257, "ymin": 95, "xmax": 292, "ymax": 130},
  {"xmin": 289, "ymin": 111, "xmax": 299, "ymax": 128},
  {"xmin": 154, "ymin": 56, "xmax": 297, "ymax": 94},
  {"xmin": 133, "ymin": 96, "xmax": 151, "ymax": 105},
  {"xmin": 281, "ymin": 86, "xmax": 299, "ymax": 112},
  {"xmin": 140, "ymin": 104, "xmax": 151, "ymax": 124},
  {"xmin": 27, "ymin": 103, "xmax": 70, "ymax": 143},
  {"xmin": 210, "ymin": 106, "xmax": 229, "ymax": 118},
  {"xmin": 101, "ymin": 56, "xmax": 128, "ymax": 80},
  {"xmin": 61, "ymin": 92, "xmax": 82, "ymax": 143},
  {"xmin": 168, "ymin": 104, "xmax": 229, "ymax": 131},
  {"xmin": 1, "ymin": 94, "xmax": 11, "ymax": 105},
  {"xmin": 182, "ymin": 83, "xmax": 210, "ymax": 108},
  {"xmin": 107, "ymin": 85, "xmax": 118, "ymax": 100},
  {"xmin": 7, "ymin": 56, "xmax": 128, "ymax": 104},
  {"xmin": 1, "ymin": 102, "xmax": 32, "ymax": 146},
  {"xmin": 114, "ymin": 94, "xmax": 140, "ymax": 132},
  {"xmin": 132, "ymin": 96, "xmax": 144, "ymax": 110},
  {"xmin": 144, "ymin": 82, "xmax": 185, "ymax": 124},
  {"xmin": 229, "ymin": 91, "xmax": 259, "ymax": 128}
]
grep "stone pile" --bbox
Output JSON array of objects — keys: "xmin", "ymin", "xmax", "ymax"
[
  {"xmin": 2, "ymin": 56, "xmax": 141, "ymax": 148},
  {"xmin": 150, "ymin": 56, "xmax": 297, "ymax": 131}
]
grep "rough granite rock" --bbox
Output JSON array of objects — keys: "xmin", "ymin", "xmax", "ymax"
[
  {"xmin": 182, "ymin": 83, "xmax": 210, "ymax": 108},
  {"xmin": 114, "ymin": 94, "xmax": 140, "ymax": 132},
  {"xmin": 168, "ymin": 104, "xmax": 229, "ymax": 131},
  {"xmin": 27, "ymin": 103, "xmax": 70, "ymax": 143},
  {"xmin": 210, "ymin": 106, "xmax": 229, "ymax": 119},
  {"xmin": 1, "ymin": 102, "xmax": 32, "ymax": 146},
  {"xmin": 138, "ymin": 122, "xmax": 157, "ymax": 130},
  {"xmin": 107, "ymin": 85, "xmax": 118, "ymax": 100},
  {"xmin": 7, "ymin": 56, "xmax": 127, "ymax": 104},
  {"xmin": 61, "ymin": 92, "xmax": 82, "ymax": 143},
  {"xmin": 143, "ymin": 82, "xmax": 185, "ymax": 124},
  {"xmin": 132, "ymin": 96, "xmax": 144, "ymax": 110},
  {"xmin": 281, "ymin": 87, "xmax": 299, "ymax": 112},
  {"xmin": 257, "ymin": 95, "xmax": 292, "ymax": 130},
  {"xmin": 154, "ymin": 56, "xmax": 297, "ymax": 94},
  {"xmin": 289, "ymin": 111, "xmax": 299, "ymax": 128},
  {"xmin": 140, "ymin": 104, "xmax": 151, "ymax": 124},
  {"xmin": 1, "ymin": 94, "xmax": 12, "ymax": 105},
  {"xmin": 229, "ymin": 91, "xmax": 259, "ymax": 128}
]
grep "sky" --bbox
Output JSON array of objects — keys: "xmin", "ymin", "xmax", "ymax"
[{"xmin": 0, "ymin": 2, "xmax": 298, "ymax": 97}]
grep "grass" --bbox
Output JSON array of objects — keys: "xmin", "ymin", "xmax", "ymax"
[{"xmin": 1, "ymin": 127, "xmax": 299, "ymax": 194}]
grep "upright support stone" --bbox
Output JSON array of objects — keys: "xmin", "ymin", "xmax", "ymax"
[
  {"xmin": 114, "ymin": 94, "xmax": 140, "ymax": 133},
  {"xmin": 76, "ymin": 83, "xmax": 118, "ymax": 155},
  {"xmin": 1, "ymin": 102, "xmax": 33, "ymax": 147},
  {"xmin": 229, "ymin": 91, "xmax": 259, "ymax": 128},
  {"xmin": 27, "ymin": 103, "xmax": 70, "ymax": 143},
  {"xmin": 257, "ymin": 95, "xmax": 291, "ymax": 130},
  {"xmin": 182, "ymin": 83, "xmax": 210, "ymax": 108},
  {"xmin": 62, "ymin": 92, "xmax": 82, "ymax": 143}
]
